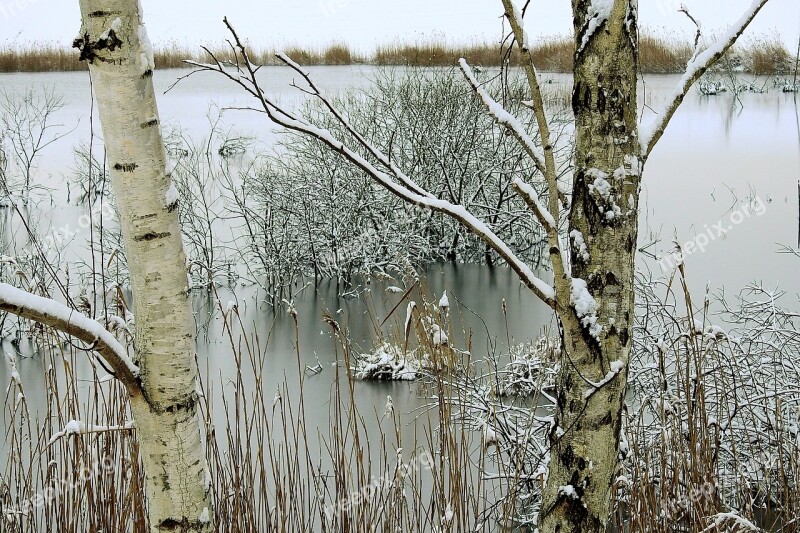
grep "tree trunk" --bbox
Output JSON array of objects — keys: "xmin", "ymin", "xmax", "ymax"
[
  {"xmin": 539, "ymin": 1, "xmax": 640, "ymax": 531},
  {"xmin": 74, "ymin": 2, "xmax": 212, "ymax": 531}
]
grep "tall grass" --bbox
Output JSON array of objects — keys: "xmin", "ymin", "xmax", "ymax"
[{"xmin": 1, "ymin": 32, "xmax": 795, "ymax": 74}]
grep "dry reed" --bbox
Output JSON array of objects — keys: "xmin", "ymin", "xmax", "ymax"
[{"xmin": 1, "ymin": 32, "xmax": 794, "ymax": 74}]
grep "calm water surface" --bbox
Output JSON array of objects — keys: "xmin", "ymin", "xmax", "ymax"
[{"xmin": 0, "ymin": 68, "xmax": 797, "ymax": 529}]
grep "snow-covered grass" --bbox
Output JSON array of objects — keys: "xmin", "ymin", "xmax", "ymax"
[
  {"xmin": 496, "ymin": 337, "xmax": 559, "ymax": 397},
  {"xmin": 619, "ymin": 269, "xmax": 800, "ymax": 531},
  {"xmin": 353, "ymin": 342, "xmax": 427, "ymax": 381},
  {"xmin": 355, "ymin": 285, "xmax": 459, "ymax": 381},
  {"xmin": 2, "ymin": 260, "xmax": 799, "ymax": 532}
]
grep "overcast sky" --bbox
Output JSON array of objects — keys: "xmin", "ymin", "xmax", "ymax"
[{"xmin": 1, "ymin": 0, "xmax": 798, "ymax": 52}]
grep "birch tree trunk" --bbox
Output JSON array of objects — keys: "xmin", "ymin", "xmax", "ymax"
[
  {"xmin": 538, "ymin": 2, "xmax": 640, "ymax": 531},
  {"xmin": 74, "ymin": 2, "xmax": 212, "ymax": 531}
]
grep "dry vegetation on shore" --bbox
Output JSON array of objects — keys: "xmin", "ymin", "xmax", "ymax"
[{"xmin": 1, "ymin": 32, "xmax": 796, "ymax": 75}]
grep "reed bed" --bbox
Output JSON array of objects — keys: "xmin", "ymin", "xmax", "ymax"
[{"xmin": 1, "ymin": 32, "xmax": 795, "ymax": 74}]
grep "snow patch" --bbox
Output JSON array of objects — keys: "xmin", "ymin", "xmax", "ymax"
[
  {"xmin": 354, "ymin": 343, "xmax": 427, "ymax": 381},
  {"xmin": 164, "ymin": 181, "xmax": 179, "ymax": 208},
  {"xmin": 586, "ymin": 168, "xmax": 622, "ymax": 221},
  {"xmin": 579, "ymin": 0, "xmax": 615, "ymax": 53},
  {"xmin": 558, "ymin": 484, "xmax": 580, "ymax": 500},
  {"xmin": 99, "ymin": 18, "xmax": 122, "ymax": 41},
  {"xmin": 430, "ymin": 323, "xmax": 448, "ymax": 346},
  {"xmin": 438, "ymin": 290, "xmax": 450, "ymax": 309},
  {"xmin": 138, "ymin": 24, "xmax": 155, "ymax": 73},
  {"xmin": 569, "ymin": 230, "xmax": 590, "ymax": 263},
  {"xmin": 570, "ymin": 278, "xmax": 602, "ymax": 339}
]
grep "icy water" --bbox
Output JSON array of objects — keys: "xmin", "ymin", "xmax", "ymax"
[
  {"xmin": 0, "ymin": 67, "xmax": 797, "ymax": 529},
  {"xmin": 1, "ymin": 67, "xmax": 797, "ymax": 294}
]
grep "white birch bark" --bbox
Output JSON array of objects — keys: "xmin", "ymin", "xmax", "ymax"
[{"xmin": 74, "ymin": 2, "xmax": 212, "ymax": 530}]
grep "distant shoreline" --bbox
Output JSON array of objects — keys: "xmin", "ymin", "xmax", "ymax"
[{"xmin": 1, "ymin": 33, "xmax": 798, "ymax": 76}]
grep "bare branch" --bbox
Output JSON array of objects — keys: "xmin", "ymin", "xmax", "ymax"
[
  {"xmin": 0, "ymin": 283, "xmax": 141, "ymax": 396},
  {"xmin": 510, "ymin": 177, "xmax": 556, "ymax": 232},
  {"xmin": 679, "ymin": 5, "xmax": 703, "ymax": 61},
  {"xmin": 276, "ymin": 53, "xmax": 435, "ymax": 200},
  {"xmin": 187, "ymin": 20, "xmax": 557, "ymax": 307},
  {"xmin": 500, "ymin": 0, "xmax": 570, "ymax": 285},
  {"xmin": 639, "ymin": 0, "xmax": 770, "ymax": 157},
  {"xmin": 458, "ymin": 59, "xmax": 547, "ymax": 174}
]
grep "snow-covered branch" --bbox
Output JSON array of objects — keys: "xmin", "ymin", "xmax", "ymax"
[
  {"xmin": 639, "ymin": 0, "xmax": 770, "ymax": 157},
  {"xmin": 187, "ymin": 19, "xmax": 558, "ymax": 308},
  {"xmin": 48, "ymin": 419, "xmax": 136, "ymax": 446},
  {"xmin": 0, "ymin": 283, "xmax": 140, "ymax": 394},
  {"xmin": 499, "ymin": 0, "xmax": 571, "ymax": 286},
  {"xmin": 458, "ymin": 59, "xmax": 546, "ymax": 174},
  {"xmin": 276, "ymin": 52, "xmax": 435, "ymax": 201},
  {"xmin": 511, "ymin": 177, "xmax": 556, "ymax": 232}
]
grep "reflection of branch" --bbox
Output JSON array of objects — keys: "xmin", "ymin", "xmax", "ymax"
[
  {"xmin": 777, "ymin": 244, "xmax": 799, "ymax": 258},
  {"xmin": 0, "ymin": 283, "xmax": 141, "ymax": 396},
  {"xmin": 640, "ymin": 0, "xmax": 770, "ymax": 158}
]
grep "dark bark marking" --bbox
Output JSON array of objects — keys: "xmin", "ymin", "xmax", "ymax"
[
  {"xmin": 561, "ymin": 444, "xmax": 575, "ymax": 468},
  {"xmin": 619, "ymin": 328, "xmax": 630, "ymax": 347},
  {"xmin": 141, "ymin": 118, "xmax": 159, "ymax": 129},
  {"xmin": 597, "ymin": 89, "xmax": 606, "ymax": 114},
  {"xmin": 114, "ymin": 162, "xmax": 138, "ymax": 173},
  {"xmin": 134, "ymin": 231, "xmax": 171, "ymax": 242},
  {"xmin": 88, "ymin": 10, "xmax": 118, "ymax": 17},
  {"xmin": 72, "ymin": 30, "xmax": 123, "ymax": 64}
]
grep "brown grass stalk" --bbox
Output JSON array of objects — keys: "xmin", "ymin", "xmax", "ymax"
[{"xmin": 0, "ymin": 31, "xmax": 794, "ymax": 74}]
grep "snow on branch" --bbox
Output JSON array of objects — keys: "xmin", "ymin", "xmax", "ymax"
[
  {"xmin": 0, "ymin": 283, "xmax": 140, "ymax": 394},
  {"xmin": 499, "ymin": 0, "xmax": 571, "ymax": 285},
  {"xmin": 185, "ymin": 20, "xmax": 558, "ymax": 309},
  {"xmin": 639, "ymin": 0, "xmax": 770, "ymax": 157},
  {"xmin": 510, "ymin": 177, "xmax": 556, "ymax": 231},
  {"xmin": 458, "ymin": 59, "xmax": 546, "ymax": 174},
  {"xmin": 48, "ymin": 419, "xmax": 135, "ymax": 446},
  {"xmin": 583, "ymin": 360, "xmax": 625, "ymax": 399}
]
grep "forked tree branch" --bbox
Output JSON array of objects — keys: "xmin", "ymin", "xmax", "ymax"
[
  {"xmin": 186, "ymin": 18, "xmax": 558, "ymax": 308},
  {"xmin": 0, "ymin": 283, "xmax": 141, "ymax": 396},
  {"xmin": 639, "ymin": 0, "xmax": 770, "ymax": 158},
  {"xmin": 499, "ymin": 0, "xmax": 571, "ymax": 285}
]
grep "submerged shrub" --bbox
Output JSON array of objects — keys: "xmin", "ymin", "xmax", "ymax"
[{"xmin": 240, "ymin": 67, "xmax": 571, "ymax": 289}]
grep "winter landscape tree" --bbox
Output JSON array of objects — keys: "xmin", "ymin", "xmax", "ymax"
[
  {"xmin": 0, "ymin": 0, "xmax": 212, "ymax": 531},
  {"xmin": 191, "ymin": 0, "xmax": 772, "ymax": 531}
]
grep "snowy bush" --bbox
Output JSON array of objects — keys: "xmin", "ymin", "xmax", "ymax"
[
  {"xmin": 496, "ymin": 337, "xmax": 560, "ymax": 397},
  {"xmin": 353, "ymin": 342, "xmax": 429, "ymax": 381},
  {"xmin": 240, "ymin": 67, "xmax": 571, "ymax": 288}
]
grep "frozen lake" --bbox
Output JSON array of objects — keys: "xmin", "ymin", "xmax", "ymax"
[{"xmin": 0, "ymin": 66, "xmax": 797, "ymax": 530}]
